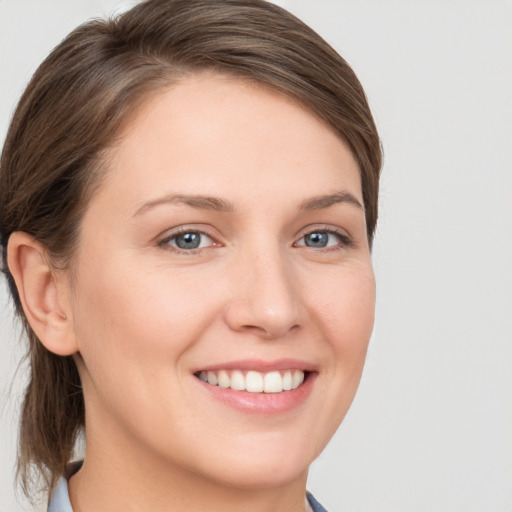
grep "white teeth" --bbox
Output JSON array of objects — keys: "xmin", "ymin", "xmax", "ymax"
[
  {"xmin": 282, "ymin": 371, "xmax": 292, "ymax": 391},
  {"xmin": 292, "ymin": 369, "xmax": 304, "ymax": 388},
  {"xmin": 198, "ymin": 369, "xmax": 306, "ymax": 393},
  {"xmin": 263, "ymin": 371, "xmax": 283, "ymax": 393},
  {"xmin": 217, "ymin": 370, "xmax": 230, "ymax": 388},
  {"xmin": 246, "ymin": 371, "xmax": 264, "ymax": 393},
  {"xmin": 207, "ymin": 371, "xmax": 218, "ymax": 386},
  {"xmin": 230, "ymin": 370, "xmax": 246, "ymax": 391}
]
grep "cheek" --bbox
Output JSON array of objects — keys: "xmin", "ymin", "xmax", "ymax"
[
  {"xmin": 296, "ymin": 262, "xmax": 375, "ymax": 453},
  {"xmin": 307, "ymin": 262, "xmax": 375, "ymax": 352},
  {"xmin": 70, "ymin": 260, "xmax": 228, "ymax": 441},
  {"xmin": 71, "ymin": 258, "xmax": 224, "ymax": 382}
]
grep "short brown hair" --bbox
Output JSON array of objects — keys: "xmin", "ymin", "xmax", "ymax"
[{"xmin": 0, "ymin": 0, "xmax": 381, "ymax": 497}]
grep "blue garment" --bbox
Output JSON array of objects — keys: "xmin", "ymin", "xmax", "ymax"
[
  {"xmin": 47, "ymin": 476, "xmax": 72, "ymax": 512},
  {"xmin": 307, "ymin": 491, "xmax": 329, "ymax": 512},
  {"xmin": 48, "ymin": 470, "xmax": 328, "ymax": 511}
]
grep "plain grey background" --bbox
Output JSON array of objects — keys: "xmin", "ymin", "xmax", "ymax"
[{"xmin": 1, "ymin": 1, "xmax": 511, "ymax": 511}]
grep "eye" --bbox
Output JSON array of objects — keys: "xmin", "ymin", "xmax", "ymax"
[
  {"xmin": 295, "ymin": 229, "xmax": 352, "ymax": 249},
  {"xmin": 160, "ymin": 230, "xmax": 215, "ymax": 251}
]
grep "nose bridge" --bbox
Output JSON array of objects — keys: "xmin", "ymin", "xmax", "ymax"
[{"xmin": 225, "ymin": 238, "xmax": 303, "ymax": 339}]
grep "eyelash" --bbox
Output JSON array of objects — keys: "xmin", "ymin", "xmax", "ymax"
[
  {"xmin": 295, "ymin": 227, "xmax": 354, "ymax": 251},
  {"xmin": 158, "ymin": 226, "xmax": 354, "ymax": 254},
  {"xmin": 158, "ymin": 227, "xmax": 217, "ymax": 254}
]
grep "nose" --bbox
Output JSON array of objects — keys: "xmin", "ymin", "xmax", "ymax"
[{"xmin": 223, "ymin": 248, "xmax": 305, "ymax": 340}]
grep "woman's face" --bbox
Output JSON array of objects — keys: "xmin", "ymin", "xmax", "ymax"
[{"xmin": 68, "ymin": 73, "xmax": 375, "ymax": 489}]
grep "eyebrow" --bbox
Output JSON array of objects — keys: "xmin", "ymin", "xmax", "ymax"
[
  {"xmin": 133, "ymin": 190, "xmax": 363, "ymax": 217},
  {"xmin": 134, "ymin": 194, "xmax": 235, "ymax": 216},
  {"xmin": 298, "ymin": 192, "xmax": 364, "ymax": 211}
]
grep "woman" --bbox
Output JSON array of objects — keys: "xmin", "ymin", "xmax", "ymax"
[{"xmin": 0, "ymin": 0, "xmax": 381, "ymax": 510}]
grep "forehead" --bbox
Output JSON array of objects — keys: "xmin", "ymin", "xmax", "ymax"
[{"xmin": 95, "ymin": 73, "xmax": 362, "ymax": 215}]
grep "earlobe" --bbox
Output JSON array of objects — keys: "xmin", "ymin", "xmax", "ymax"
[{"xmin": 7, "ymin": 232, "xmax": 78, "ymax": 356}]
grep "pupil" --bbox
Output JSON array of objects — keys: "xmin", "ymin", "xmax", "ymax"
[
  {"xmin": 176, "ymin": 232, "xmax": 201, "ymax": 249},
  {"xmin": 305, "ymin": 232, "xmax": 328, "ymax": 247}
]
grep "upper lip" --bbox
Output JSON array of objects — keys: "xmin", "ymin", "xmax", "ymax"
[{"xmin": 193, "ymin": 358, "xmax": 317, "ymax": 374}]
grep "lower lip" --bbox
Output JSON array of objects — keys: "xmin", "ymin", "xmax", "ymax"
[{"xmin": 195, "ymin": 373, "xmax": 317, "ymax": 414}]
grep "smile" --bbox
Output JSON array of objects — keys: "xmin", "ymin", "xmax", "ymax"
[{"xmin": 196, "ymin": 369, "xmax": 306, "ymax": 393}]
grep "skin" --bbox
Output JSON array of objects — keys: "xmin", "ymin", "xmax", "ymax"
[{"xmin": 9, "ymin": 73, "xmax": 375, "ymax": 512}]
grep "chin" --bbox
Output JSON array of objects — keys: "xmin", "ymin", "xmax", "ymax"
[
  {"xmin": 184, "ymin": 431, "xmax": 319, "ymax": 490},
  {"xmin": 204, "ymin": 456, "xmax": 309, "ymax": 491}
]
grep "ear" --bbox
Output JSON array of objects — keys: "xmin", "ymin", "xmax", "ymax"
[{"xmin": 7, "ymin": 232, "xmax": 79, "ymax": 356}]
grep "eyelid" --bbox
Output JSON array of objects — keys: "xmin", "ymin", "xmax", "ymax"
[
  {"xmin": 294, "ymin": 225, "xmax": 354, "ymax": 248},
  {"xmin": 157, "ymin": 225, "xmax": 221, "ymax": 252},
  {"xmin": 155, "ymin": 224, "xmax": 353, "ymax": 253}
]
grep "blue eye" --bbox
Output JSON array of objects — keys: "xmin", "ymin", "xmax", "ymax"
[
  {"xmin": 297, "ymin": 230, "xmax": 349, "ymax": 249},
  {"xmin": 304, "ymin": 232, "xmax": 330, "ymax": 248},
  {"xmin": 162, "ymin": 231, "xmax": 214, "ymax": 251}
]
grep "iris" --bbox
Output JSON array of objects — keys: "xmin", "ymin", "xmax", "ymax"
[
  {"xmin": 304, "ymin": 232, "xmax": 329, "ymax": 248},
  {"xmin": 175, "ymin": 232, "xmax": 202, "ymax": 249}
]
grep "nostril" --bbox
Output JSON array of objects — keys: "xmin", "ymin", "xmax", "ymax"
[{"xmin": 240, "ymin": 322, "xmax": 300, "ymax": 341}]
